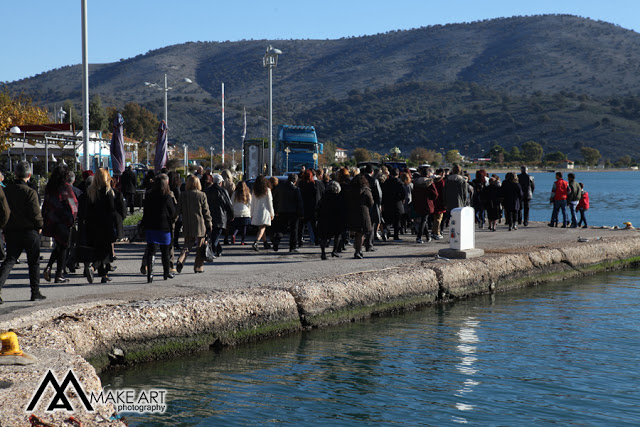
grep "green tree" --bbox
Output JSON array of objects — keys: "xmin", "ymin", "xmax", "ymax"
[
  {"xmin": 615, "ymin": 155, "xmax": 632, "ymax": 167},
  {"xmin": 121, "ymin": 102, "xmax": 159, "ymax": 142},
  {"xmin": 445, "ymin": 149, "xmax": 461, "ymax": 164},
  {"xmin": 487, "ymin": 144, "xmax": 505, "ymax": 163},
  {"xmin": 580, "ymin": 146, "xmax": 601, "ymax": 166},
  {"xmin": 352, "ymin": 147, "xmax": 371, "ymax": 163},
  {"xmin": 507, "ymin": 146, "xmax": 523, "ymax": 162},
  {"xmin": 321, "ymin": 140, "xmax": 337, "ymax": 166},
  {"xmin": 89, "ymin": 95, "xmax": 108, "ymax": 132},
  {"xmin": 521, "ymin": 141, "xmax": 544, "ymax": 163},
  {"xmin": 544, "ymin": 151, "xmax": 567, "ymax": 162}
]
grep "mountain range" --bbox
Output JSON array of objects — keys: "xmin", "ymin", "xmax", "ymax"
[{"xmin": 6, "ymin": 14, "xmax": 640, "ymax": 161}]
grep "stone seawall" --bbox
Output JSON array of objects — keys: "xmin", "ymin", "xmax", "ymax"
[{"xmin": 2, "ymin": 234, "xmax": 640, "ymax": 426}]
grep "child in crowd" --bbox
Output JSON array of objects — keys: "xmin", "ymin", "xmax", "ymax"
[{"xmin": 576, "ymin": 182, "xmax": 589, "ymax": 228}]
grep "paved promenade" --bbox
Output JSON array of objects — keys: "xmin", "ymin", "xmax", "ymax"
[{"xmin": 0, "ymin": 222, "xmax": 633, "ymax": 324}]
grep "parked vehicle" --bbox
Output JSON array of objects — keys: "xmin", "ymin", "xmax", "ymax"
[{"xmin": 275, "ymin": 125, "xmax": 323, "ymax": 174}]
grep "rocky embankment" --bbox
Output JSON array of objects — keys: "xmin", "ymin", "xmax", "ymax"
[{"xmin": 2, "ymin": 233, "xmax": 640, "ymax": 426}]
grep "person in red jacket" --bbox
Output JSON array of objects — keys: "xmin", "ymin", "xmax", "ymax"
[
  {"xmin": 548, "ymin": 171, "xmax": 569, "ymax": 227},
  {"xmin": 576, "ymin": 182, "xmax": 589, "ymax": 228}
]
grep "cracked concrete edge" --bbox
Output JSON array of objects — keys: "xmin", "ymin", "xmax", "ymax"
[
  {"xmin": 436, "ymin": 236, "xmax": 640, "ymax": 298},
  {"xmin": 3, "ymin": 236, "xmax": 640, "ymax": 426}
]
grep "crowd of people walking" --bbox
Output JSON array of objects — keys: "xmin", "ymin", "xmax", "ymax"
[{"xmin": 0, "ymin": 160, "xmax": 591, "ymax": 303}]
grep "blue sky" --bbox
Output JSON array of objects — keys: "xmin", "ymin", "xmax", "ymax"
[{"xmin": 2, "ymin": 0, "xmax": 638, "ymax": 83}]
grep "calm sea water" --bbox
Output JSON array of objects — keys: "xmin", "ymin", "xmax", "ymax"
[
  {"xmin": 101, "ymin": 269, "xmax": 640, "ymax": 426},
  {"xmin": 514, "ymin": 170, "xmax": 640, "ymax": 227}
]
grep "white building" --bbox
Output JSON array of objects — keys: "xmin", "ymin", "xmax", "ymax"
[{"xmin": 335, "ymin": 147, "xmax": 348, "ymax": 163}]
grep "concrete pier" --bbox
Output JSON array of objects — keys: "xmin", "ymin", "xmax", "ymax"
[{"xmin": 1, "ymin": 222, "xmax": 639, "ymax": 426}]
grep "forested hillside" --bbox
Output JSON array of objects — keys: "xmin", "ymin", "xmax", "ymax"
[{"xmin": 5, "ymin": 14, "xmax": 640, "ymax": 161}]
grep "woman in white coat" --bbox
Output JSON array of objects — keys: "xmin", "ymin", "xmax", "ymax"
[{"xmin": 250, "ymin": 175, "xmax": 274, "ymax": 251}]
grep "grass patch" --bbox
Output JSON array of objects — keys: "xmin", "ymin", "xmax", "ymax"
[{"xmin": 123, "ymin": 212, "xmax": 143, "ymax": 226}]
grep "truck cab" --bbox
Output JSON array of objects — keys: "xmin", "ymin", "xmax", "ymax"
[{"xmin": 275, "ymin": 125, "xmax": 323, "ymax": 174}]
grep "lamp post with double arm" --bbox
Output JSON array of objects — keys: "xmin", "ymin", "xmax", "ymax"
[{"xmin": 263, "ymin": 45, "xmax": 282, "ymax": 176}]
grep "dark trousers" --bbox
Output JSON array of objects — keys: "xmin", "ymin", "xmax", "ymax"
[
  {"xmin": 210, "ymin": 227, "xmax": 224, "ymax": 256},
  {"xmin": 416, "ymin": 215, "xmax": 429, "ymax": 239},
  {"xmin": 577, "ymin": 209, "xmax": 588, "ymax": 227},
  {"xmin": 47, "ymin": 238, "xmax": 69, "ymax": 277},
  {"xmin": 146, "ymin": 243, "xmax": 171, "ymax": 275},
  {"xmin": 551, "ymin": 200, "xmax": 567, "ymax": 225},
  {"xmin": 274, "ymin": 213, "xmax": 299, "ymax": 250},
  {"xmin": 0, "ymin": 230, "xmax": 41, "ymax": 294},
  {"xmin": 518, "ymin": 199, "xmax": 531, "ymax": 225},
  {"xmin": 124, "ymin": 192, "xmax": 135, "ymax": 215},
  {"xmin": 320, "ymin": 234, "xmax": 341, "ymax": 255},
  {"xmin": 384, "ymin": 217, "xmax": 401, "ymax": 239},
  {"xmin": 364, "ymin": 222, "xmax": 379, "ymax": 249},
  {"xmin": 174, "ymin": 218, "xmax": 183, "ymax": 248},
  {"xmin": 0, "ymin": 231, "xmax": 5, "ymax": 260}
]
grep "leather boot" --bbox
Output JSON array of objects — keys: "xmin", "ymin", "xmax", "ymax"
[
  {"xmin": 147, "ymin": 255, "xmax": 155, "ymax": 283},
  {"xmin": 162, "ymin": 251, "xmax": 174, "ymax": 280}
]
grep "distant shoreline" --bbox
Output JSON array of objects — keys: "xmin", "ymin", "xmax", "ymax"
[{"xmin": 468, "ymin": 167, "xmax": 638, "ymax": 174}]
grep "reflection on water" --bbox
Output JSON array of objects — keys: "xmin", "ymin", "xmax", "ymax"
[
  {"xmin": 454, "ymin": 317, "xmax": 479, "ymax": 424},
  {"xmin": 101, "ymin": 270, "xmax": 640, "ymax": 426}
]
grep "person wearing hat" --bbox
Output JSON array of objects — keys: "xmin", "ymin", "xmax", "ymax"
[{"xmin": 205, "ymin": 174, "xmax": 234, "ymax": 257}]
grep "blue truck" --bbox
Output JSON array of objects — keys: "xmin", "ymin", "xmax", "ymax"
[{"xmin": 274, "ymin": 125, "xmax": 323, "ymax": 174}]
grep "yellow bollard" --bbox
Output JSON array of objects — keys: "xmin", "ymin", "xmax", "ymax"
[{"xmin": 0, "ymin": 331, "xmax": 24, "ymax": 356}]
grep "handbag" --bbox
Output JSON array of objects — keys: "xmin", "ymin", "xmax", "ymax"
[{"xmin": 201, "ymin": 237, "xmax": 215, "ymax": 262}]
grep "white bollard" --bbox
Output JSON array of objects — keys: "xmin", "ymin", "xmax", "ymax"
[
  {"xmin": 450, "ymin": 207, "xmax": 475, "ymax": 250},
  {"xmin": 438, "ymin": 206, "xmax": 484, "ymax": 259}
]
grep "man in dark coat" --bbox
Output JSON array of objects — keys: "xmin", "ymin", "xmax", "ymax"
[
  {"xmin": 444, "ymin": 163, "xmax": 469, "ymax": 213},
  {"xmin": 120, "ymin": 164, "xmax": 138, "ymax": 215},
  {"xmin": 381, "ymin": 168, "xmax": 405, "ymax": 241},
  {"xmin": 517, "ymin": 166, "xmax": 535, "ymax": 226},
  {"xmin": 316, "ymin": 180, "xmax": 345, "ymax": 260},
  {"xmin": 0, "ymin": 161, "xmax": 45, "ymax": 303},
  {"xmin": 363, "ymin": 164, "xmax": 382, "ymax": 251},
  {"xmin": 205, "ymin": 174, "xmax": 234, "ymax": 257},
  {"xmin": 273, "ymin": 174, "xmax": 303, "ymax": 252}
]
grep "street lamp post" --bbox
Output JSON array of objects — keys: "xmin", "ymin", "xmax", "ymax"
[
  {"xmin": 58, "ymin": 107, "xmax": 67, "ymax": 125},
  {"xmin": 263, "ymin": 45, "xmax": 282, "ymax": 177},
  {"xmin": 8, "ymin": 126, "xmax": 21, "ymax": 172},
  {"xmin": 145, "ymin": 141, "xmax": 151, "ymax": 167},
  {"xmin": 183, "ymin": 144, "xmax": 188, "ymax": 175},
  {"xmin": 44, "ymin": 136, "xmax": 49, "ymax": 175},
  {"xmin": 81, "ymin": 0, "xmax": 90, "ymax": 172},
  {"xmin": 144, "ymin": 75, "xmax": 192, "ymax": 146},
  {"xmin": 231, "ymin": 148, "xmax": 236, "ymax": 169}
]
